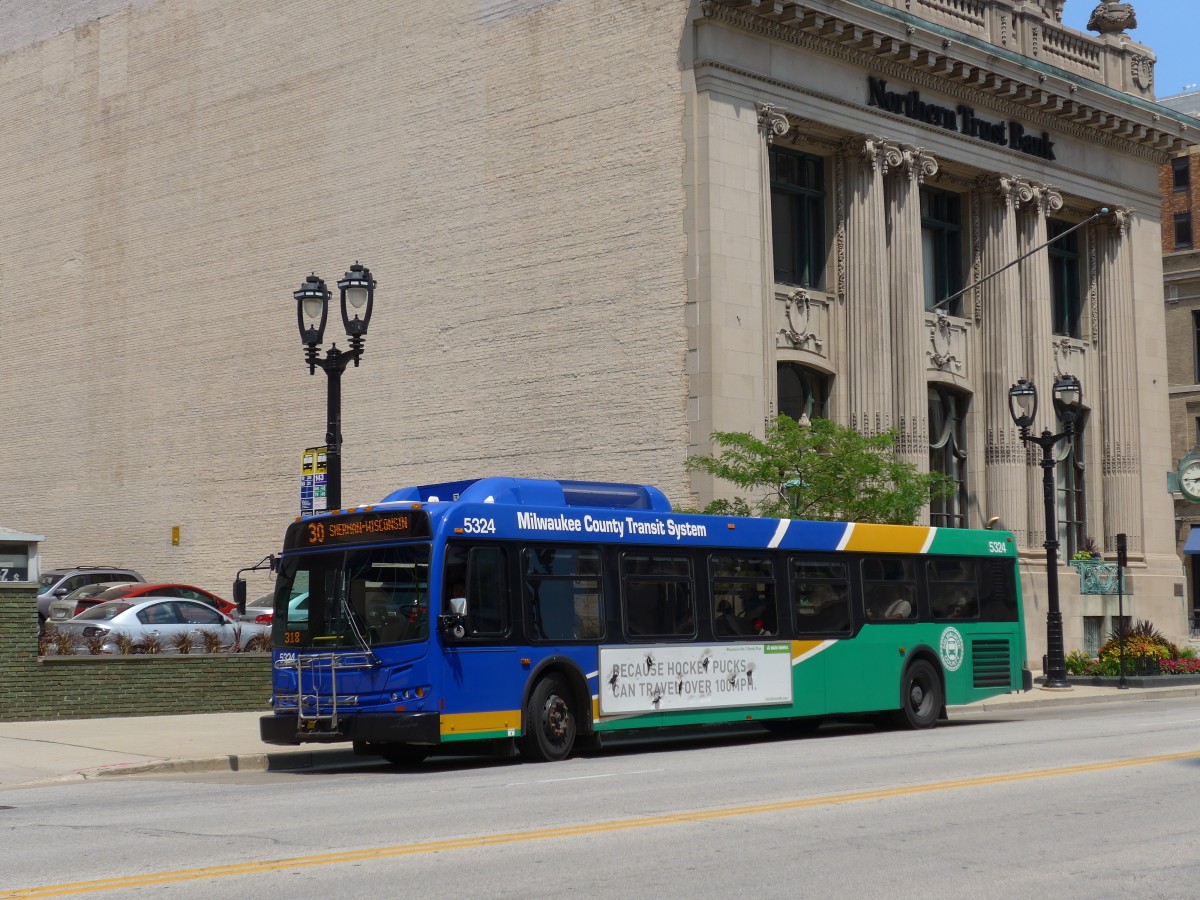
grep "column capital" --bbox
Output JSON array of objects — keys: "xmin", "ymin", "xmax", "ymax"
[
  {"xmin": 885, "ymin": 144, "xmax": 939, "ymax": 184},
  {"xmin": 1024, "ymin": 182, "xmax": 1064, "ymax": 218},
  {"xmin": 976, "ymin": 173, "xmax": 1034, "ymax": 210},
  {"xmin": 841, "ymin": 134, "xmax": 890, "ymax": 173},
  {"xmin": 756, "ymin": 103, "xmax": 791, "ymax": 144},
  {"xmin": 1099, "ymin": 205, "xmax": 1134, "ymax": 237}
]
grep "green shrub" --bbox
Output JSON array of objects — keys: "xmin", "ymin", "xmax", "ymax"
[{"xmin": 1065, "ymin": 649, "xmax": 1096, "ymax": 675}]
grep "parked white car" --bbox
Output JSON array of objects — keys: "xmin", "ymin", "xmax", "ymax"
[{"xmin": 53, "ymin": 598, "xmax": 269, "ymax": 652}]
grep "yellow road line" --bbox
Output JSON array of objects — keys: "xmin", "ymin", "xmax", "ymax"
[{"xmin": 6, "ymin": 749, "xmax": 1198, "ymax": 898}]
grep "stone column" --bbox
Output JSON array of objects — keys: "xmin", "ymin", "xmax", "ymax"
[
  {"xmin": 885, "ymin": 145, "xmax": 938, "ymax": 523},
  {"xmin": 1018, "ymin": 182, "xmax": 1063, "ymax": 547},
  {"xmin": 842, "ymin": 135, "xmax": 893, "ymax": 438},
  {"xmin": 1093, "ymin": 207, "xmax": 1143, "ymax": 557},
  {"xmin": 978, "ymin": 174, "xmax": 1033, "ymax": 546},
  {"xmin": 757, "ymin": 103, "xmax": 791, "ymax": 432}
]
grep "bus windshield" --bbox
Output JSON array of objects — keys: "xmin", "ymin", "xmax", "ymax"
[{"xmin": 274, "ymin": 543, "xmax": 431, "ymax": 649}]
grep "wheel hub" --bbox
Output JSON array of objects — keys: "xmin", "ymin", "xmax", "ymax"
[
  {"xmin": 545, "ymin": 696, "xmax": 568, "ymax": 739},
  {"xmin": 910, "ymin": 683, "xmax": 925, "ymax": 708}
]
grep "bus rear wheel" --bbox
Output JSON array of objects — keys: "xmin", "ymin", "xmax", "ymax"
[
  {"xmin": 520, "ymin": 675, "xmax": 577, "ymax": 762},
  {"xmin": 893, "ymin": 659, "xmax": 942, "ymax": 729}
]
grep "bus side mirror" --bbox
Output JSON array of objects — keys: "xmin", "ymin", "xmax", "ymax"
[
  {"xmin": 233, "ymin": 578, "xmax": 247, "ymax": 616},
  {"xmin": 439, "ymin": 597, "xmax": 468, "ymax": 640}
]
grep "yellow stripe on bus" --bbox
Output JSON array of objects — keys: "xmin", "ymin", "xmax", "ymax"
[
  {"xmin": 841, "ymin": 523, "xmax": 931, "ymax": 554},
  {"xmin": 790, "ymin": 640, "xmax": 833, "ymax": 664},
  {"xmin": 440, "ymin": 710, "xmax": 521, "ymax": 736}
]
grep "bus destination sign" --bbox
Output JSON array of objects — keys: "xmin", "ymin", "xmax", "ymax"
[{"xmin": 284, "ymin": 509, "xmax": 430, "ymax": 550}]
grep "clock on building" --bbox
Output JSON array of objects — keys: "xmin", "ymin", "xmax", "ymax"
[{"xmin": 1180, "ymin": 457, "xmax": 1200, "ymax": 502}]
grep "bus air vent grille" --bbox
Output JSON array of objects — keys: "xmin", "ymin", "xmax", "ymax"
[{"xmin": 971, "ymin": 638, "xmax": 1011, "ymax": 688}]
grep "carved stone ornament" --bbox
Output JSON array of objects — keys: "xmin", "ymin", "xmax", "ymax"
[
  {"xmin": 886, "ymin": 144, "xmax": 938, "ymax": 184},
  {"xmin": 779, "ymin": 289, "xmax": 823, "ymax": 351},
  {"xmin": 1131, "ymin": 54, "xmax": 1154, "ymax": 92},
  {"xmin": 1027, "ymin": 182, "xmax": 1064, "ymax": 218},
  {"xmin": 1053, "ymin": 339, "xmax": 1085, "ymax": 377},
  {"xmin": 757, "ymin": 103, "xmax": 790, "ymax": 144},
  {"xmin": 1087, "ymin": 2, "xmax": 1138, "ymax": 35},
  {"xmin": 981, "ymin": 173, "xmax": 1034, "ymax": 210},
  {"xmin": 842, "ymin": 134, "xmax": 888, "ymax": 173},
  {"xmin": 1104, "ymin": 205, "xmax": 1133, "ymax": 237},
  {"xmin": 928, "ymin": 314, "xmax": 962, "ymax": 372}
]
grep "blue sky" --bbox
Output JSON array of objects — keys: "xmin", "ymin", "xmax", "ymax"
[{"xmin": 1060, "ymin": 2, "xmax": 1196, "ymax": 98}]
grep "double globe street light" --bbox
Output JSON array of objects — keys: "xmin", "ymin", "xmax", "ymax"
[
  {"xmin": 1008, "ymin": 373, "xmax": 1083, "ymax": 690},
  {"xmin": 294, "ymin": 262, "xmax": 376, "ymax": 513}
]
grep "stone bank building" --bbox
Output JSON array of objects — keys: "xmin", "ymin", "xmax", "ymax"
[{"xmin": 1, "ymin": 1, "xmax": 1195, "ymax": 664}]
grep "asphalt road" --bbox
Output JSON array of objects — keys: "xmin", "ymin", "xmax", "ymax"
[{"xmin": 3, "ymin": 697, "xmax": 1200, "ymax": 899}]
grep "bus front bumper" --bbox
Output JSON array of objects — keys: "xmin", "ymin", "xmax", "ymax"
[{"xmin": 260, "ymin": 712, "xmax": 441, "ymax": 746}]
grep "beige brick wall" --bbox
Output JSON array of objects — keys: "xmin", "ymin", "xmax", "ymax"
[{"xmin": 0, "ymin": 0, "xmax": 691, "ymax": 593}]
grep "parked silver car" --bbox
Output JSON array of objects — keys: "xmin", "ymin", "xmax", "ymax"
[
  {"xmin": 53, "ymin": 598, "xmax": 269, "ymax": 652},
  {"xmin": 238, "ymin": 592, "xmax": 275, "ymax": 624},
  {"xmin": 36, "ymin": 567, "xmax": 144, "ymax": 630},
  {"xmin": 46, "ymin": 582, "xmax": 138, "ymax": 626}
]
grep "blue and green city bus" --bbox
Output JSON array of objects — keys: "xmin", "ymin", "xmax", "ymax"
[{"xmin": 257, "ymin": 477, "xmax": 1031, "ymax": 763}]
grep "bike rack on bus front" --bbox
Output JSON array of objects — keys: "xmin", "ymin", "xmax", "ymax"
[{"xmin": 274, "ymin": 651, "xmax": 377, "ymax": 730}]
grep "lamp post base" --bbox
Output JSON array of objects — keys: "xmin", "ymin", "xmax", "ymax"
[{"xmin": 1037, "ymin": 684, "xmax": 1074, "ymax": 692}]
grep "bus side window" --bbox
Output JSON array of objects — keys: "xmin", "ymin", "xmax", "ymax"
[
  {"xmin": 862, "ymin": 556, "xmax": 917, "ymax": 621},
  {"xmin": 443, "ymin": 544, "xmax": 510, "ymax": 639},
  {"xmin": 928, "ymin": 558, "xmax": 979, "ymax": 619},
  {"xmin": 790, "ymin": 558, "xmax": 850, "ymax": 634},
  {"xmin": 622, "ymin": 554, "xmax": 695, "ymax": 641},
  {"xmin": 710, "ymin": 555, "xmax": 776, "ymax": 638},
  {"xmin": 466, "ymin": 547, "xmax": 508, "ymax": 636},
  {"xmin": 523, "ymin": 547, "xmax": 604, "ymax": 642},
  {"xmin": 980, "ymin": 560, "xmax": 1019, "ymax": 622}
]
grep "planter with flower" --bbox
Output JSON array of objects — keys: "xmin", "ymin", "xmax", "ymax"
[{"xmin": 1069, "ymin": 537, "xmax": 1125, "ymax": 594}]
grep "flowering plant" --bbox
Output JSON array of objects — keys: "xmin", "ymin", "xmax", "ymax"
[
  {"xmin": 1161, "ymin": 658, "xmax": 1200, "ymax": 675},
  {"xmin": 1071, "ymin": 536, "xmax": 1103, "ymax": 561}
]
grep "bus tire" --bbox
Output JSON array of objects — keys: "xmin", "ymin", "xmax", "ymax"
[
  {"xmin": 520, "ymin": 675, "xmax": 577, "ymax": 762},
  {"xmin": 893, "ymin": 659, "xmax": 942, "ymax": 730},
  {"xmin": 378, "ymin": 743, "xmax": 430, "ymax": 766}
]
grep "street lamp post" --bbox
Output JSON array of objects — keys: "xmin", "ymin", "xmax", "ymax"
[
  {"xmin": 295, "ymin": 262, "xmax": 376, "ymax": 513},
  {"xmin": 1008, "ymin": 374, "xmax": 1083, "ymax": 690}
]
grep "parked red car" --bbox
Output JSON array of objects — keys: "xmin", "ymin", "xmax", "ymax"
[{"xmin": 63, "ymin": 583, "xmax": 237, "ymax": 618}]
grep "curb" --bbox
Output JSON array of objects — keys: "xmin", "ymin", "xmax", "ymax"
[
  {"xmin": 78, "ymin": 748, "xmax": 360, "ymax": 780},
  {"xmin": 950, "ymin": 685, "xmax": 1200, "ymax": 713}
]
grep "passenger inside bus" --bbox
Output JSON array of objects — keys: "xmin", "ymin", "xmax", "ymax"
[{"xmin": 866, "ymin": 585, "xmax": 914, "ymax": 620}]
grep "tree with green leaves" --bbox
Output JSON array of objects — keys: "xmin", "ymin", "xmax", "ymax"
[{"xmin": 685, "ymin": 415, "xmax": 954, "ymax": 525}]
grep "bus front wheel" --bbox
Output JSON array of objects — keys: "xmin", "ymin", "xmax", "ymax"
[
  {"xmin": 520, "ymin": 675, "xmax": 577, "ymax": 762},
  {"xmin": 893, "ymin": 659, "xmax": 942, "ymax": 729}
]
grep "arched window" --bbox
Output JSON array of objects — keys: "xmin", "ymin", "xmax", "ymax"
[
  {"xmin": 778, "ymin": 364, "xmax": 829, "ymax": 423},
  {"xmin": 928, "ymin": 385, "xmax": 968, "ymax": 528}
]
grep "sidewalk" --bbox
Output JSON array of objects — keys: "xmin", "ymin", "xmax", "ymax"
[
  {"xmin": 0, "ymin": 711, "xmax": 357, "ymax": 789},
  {"xmin": 2, "ymin": 683, "xmax": 1198, "ymax": 789}
]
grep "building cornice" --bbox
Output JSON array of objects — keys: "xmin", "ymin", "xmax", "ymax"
[
  {"xmin": 699, "ymin": 0, "xmax": 1194, "ymax": 163},
  {"xmin": 696, "ymin": 58, "xmax": 1170, "ymax": 193}
]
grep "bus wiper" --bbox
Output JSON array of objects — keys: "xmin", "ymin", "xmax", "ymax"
[{"xmin": 340, "ymin": 595, "xmax": 379, "ymax": 664}]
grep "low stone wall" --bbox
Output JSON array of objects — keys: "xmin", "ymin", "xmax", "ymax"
[{"xmin": 0, "ymin": 585, "xmax": 271, "ymax": 722}]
